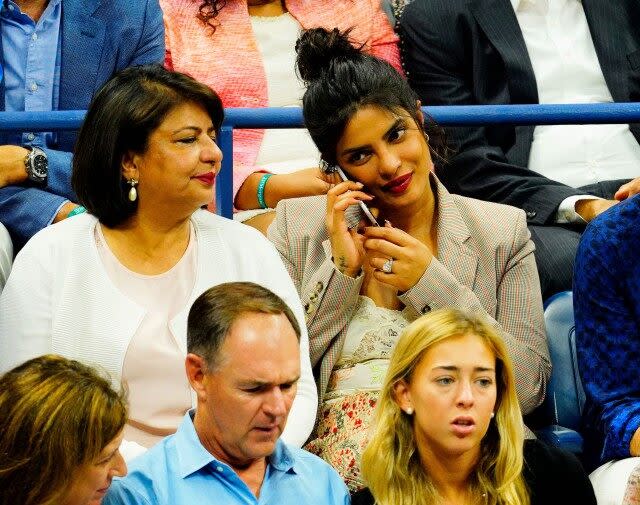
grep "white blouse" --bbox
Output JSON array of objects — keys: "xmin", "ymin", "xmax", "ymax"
[{"xmin": 96, "ymin": 224, "xmax": 196, "ymax": 447}]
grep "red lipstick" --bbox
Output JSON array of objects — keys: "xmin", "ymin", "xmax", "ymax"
[
  {"xmin": 194, "ymin": 172, "xmax": 216, "ymax": 186},
  {"xmin": 382, "ymin": 172, "xmax": 412, "ymax": 194}
]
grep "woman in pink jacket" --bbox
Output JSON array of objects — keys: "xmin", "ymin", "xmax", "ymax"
[{"xmin": 161, "ymin": 0, "xmax": 402, "ymax": 233}]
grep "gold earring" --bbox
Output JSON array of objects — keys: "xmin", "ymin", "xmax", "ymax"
[{"xmin": 128, "ymin": 178, "xmax": 138, "ymax": 202}]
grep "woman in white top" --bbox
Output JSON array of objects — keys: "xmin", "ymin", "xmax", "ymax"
[{"xmin": 0, "ymin": 65, "xmax": 316, "ymax": 448}]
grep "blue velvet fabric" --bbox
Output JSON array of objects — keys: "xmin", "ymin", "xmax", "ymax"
[{"xmin": 574, "ymin": 194, "xmax": 640, "ymax": 463}]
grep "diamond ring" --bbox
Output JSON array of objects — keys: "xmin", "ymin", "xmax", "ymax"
[{"xmin": 382, "ymin": 258, "xmax": 394, "ymax": 274}]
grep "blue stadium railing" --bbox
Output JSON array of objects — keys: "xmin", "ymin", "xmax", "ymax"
[{"xmin": 2, "ymin": 102, "xmax": 640, "ymax": 218}]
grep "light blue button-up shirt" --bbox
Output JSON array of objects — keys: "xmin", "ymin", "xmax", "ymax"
[
  {"xmin": 104, "ymin": 411, "xmax": 351, "ymax": 505},
  {"xmin": 1, "ymin": 0, "xmax": 62, "ymax": 147}
]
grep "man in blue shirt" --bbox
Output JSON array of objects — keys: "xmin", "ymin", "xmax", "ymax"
[
  {"xmin": 574, "ymin": 194, "xmax": 640, "ymax": 471},
  {"xmin": 104, "ymin": 282, "xmax": 350, "ymax": 505},
  {"xmin": 0, "ymin": 0, "xmax": 164, "ymax": 250}
]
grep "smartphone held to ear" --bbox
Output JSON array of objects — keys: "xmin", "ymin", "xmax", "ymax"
[{"xmin": 334, "ymin": 166, "xmax": 380, "ymax": 227}]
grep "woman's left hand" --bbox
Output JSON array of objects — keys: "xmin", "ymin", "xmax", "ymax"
[{"xmin": 363, "ymin": 225, "xmax": 433, "ymax": 292}]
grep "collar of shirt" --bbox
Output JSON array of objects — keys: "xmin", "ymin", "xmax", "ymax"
[
  {"xmin": 511, "ymin": 0, "xmax": 580, "ymax": 12},
  {"xmin": 174, "ymin": 410, "xmax": 297, "ymax": 480},
  {"xmin": 1, "ymin": 0, "xmax": 62, "ymax": 24}
]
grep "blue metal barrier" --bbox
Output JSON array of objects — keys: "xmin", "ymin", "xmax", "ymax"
[{"xmin": 2, "ymin": 103, "xmax": 640, "ymax": 217}]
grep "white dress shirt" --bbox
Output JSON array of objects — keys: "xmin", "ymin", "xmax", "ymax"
[
  {"xmin": 511, "ymin": 0, "xmax": 640, "ymax": 222},
  {"xmin": 235, "ymin": 13, "xmax": 320, "ymax": 223}
]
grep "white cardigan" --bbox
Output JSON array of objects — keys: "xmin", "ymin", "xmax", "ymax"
[{"xmin": 0, "ymin": 210, "xmax": 317, "ymax": 446}]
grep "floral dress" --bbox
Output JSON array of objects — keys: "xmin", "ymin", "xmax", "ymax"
[{"xmin": 305, "ymin": 296, "xmax": 411, "ymax": 491}]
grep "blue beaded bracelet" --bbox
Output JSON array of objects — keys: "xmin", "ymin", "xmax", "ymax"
[{"xmin": 257, "ymin": 173, "xmax": 273, "ymax": 209}]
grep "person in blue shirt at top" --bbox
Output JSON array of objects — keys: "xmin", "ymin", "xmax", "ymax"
[
  {"xmin": 574, "ymin": 194, "xmax": 640, "ymax": 503},
  {"xmin": 0, "ymin": 0, "xmax": 164, "ymax": 251},
  {"xmin": 104, "ymin": 281, "xmax": 350, "ymax": 505}
]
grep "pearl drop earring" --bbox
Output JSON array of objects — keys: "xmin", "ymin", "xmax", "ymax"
[
  {"xmin": 405, "ymin": 407, "xmax": 414, "ymax": 415},
  {"xmin": 128, "ymin": 178, "xmax": 138, "ymax": 202}
]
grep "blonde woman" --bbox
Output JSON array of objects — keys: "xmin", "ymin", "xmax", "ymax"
[
  {"xmin": 353, "ymin": 309, "xmax": 595, "ymax": 505},
  {"xmin": 0, "ymin": 355, "xmax": 127, "ymax": 505}
]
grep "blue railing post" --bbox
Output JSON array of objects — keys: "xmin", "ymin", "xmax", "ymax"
[{"xmin": 216, "ymin": 126, "xmax": 234, "ymax": 219}]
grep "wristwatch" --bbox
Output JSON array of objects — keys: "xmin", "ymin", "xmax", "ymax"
[{"xmin": 24, "ymin": 146, "xmax": 48, "ymax": 185}]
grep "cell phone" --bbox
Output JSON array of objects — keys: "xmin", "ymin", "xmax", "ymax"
[{"xmin": 334, "ymin": 166, "xmax": 380, "ymax": 227}]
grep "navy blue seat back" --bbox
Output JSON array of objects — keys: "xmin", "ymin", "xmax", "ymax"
[{"xmin": 542, "ymin": 291, "xmax": 586, "ymax": 430}]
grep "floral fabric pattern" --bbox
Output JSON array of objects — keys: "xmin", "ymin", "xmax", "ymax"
[{"xmin": 306, "ymin": 296, "xmax": 410, "ymax": 491}]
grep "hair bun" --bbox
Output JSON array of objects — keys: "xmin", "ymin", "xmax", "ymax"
[{"xmin": 296, "ymin": 27, "xmax": 361, "ymax": 83}]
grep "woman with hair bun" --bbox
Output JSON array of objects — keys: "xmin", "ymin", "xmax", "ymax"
[
  {"xmin": 160, "ymin": 0, "xmax": 402, "ymax": 234},
  {"xmin": 268, "ymin": 27, "xmax": 550, "ymax": 489},
  {"xmin": 353, "ymin": 309, "xmax": 595, "ymax": 505},
  {"xmin": 0, "ymin": 354, "xmax": 128, "ymax": 505}
]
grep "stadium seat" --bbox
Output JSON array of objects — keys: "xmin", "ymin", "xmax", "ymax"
[{"xmin": 535, "ymin": 291, "xmax": 585, "ymax": 454}]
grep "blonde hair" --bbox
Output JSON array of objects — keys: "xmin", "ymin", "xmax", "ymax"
[
  {"xmin": 361, "ymin": 309, "xmax": 530, "ymax": 505},
  {"xmin": 0, "ymin": 355, "xmax": 127, "ymax": 505}
]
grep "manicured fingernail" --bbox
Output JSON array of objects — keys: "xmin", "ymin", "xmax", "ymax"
[{"xmin": 385, "ymin": 219, "xmax": 392, "ymax": 227}]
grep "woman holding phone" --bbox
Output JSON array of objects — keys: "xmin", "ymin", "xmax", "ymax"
[
  {"xmin": 160, "ymin": 0, "xmax": 401, "ymax": 234},
  {"xmin": 268, "ymin": 28, "xmax": 550, "ymax": 490}
]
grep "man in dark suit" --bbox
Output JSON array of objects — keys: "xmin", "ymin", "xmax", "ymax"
[
  {"xmin": 0, "ymin": 0, "xmax": 164, "ymax": 250},
  {"xmin": 399, "ymin": 0, "xmax": 640, "ymax": 298}
]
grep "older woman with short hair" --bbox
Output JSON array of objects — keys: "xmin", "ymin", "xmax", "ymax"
[
  {"xmin": 0, "ymin": 65, "xmax": 316, "ymax": 448},
  {"xmin": 0, "ymin": 354, "xmax": 127, "ymax": 505}
]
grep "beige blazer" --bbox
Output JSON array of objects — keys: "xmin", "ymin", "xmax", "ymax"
[{"xmin": 269, "ymin": 178, "xmax": 551, "ymax": 415}]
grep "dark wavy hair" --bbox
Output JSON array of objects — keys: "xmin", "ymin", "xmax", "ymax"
[
  {"xmin": 197, "ymin": 0, "xmax": 227, "ymax": 31},
  {"xmin": 72, "ymin": 64, "xmax": 224, "ymax": 227},
  {"xmin": 295, "ymin": 27, "xmax": 449, "ymax": 167}
]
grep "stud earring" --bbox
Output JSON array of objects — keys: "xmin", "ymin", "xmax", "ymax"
[
  {"xmin": 490, "ymin": 412, "xmax": 495, "ymax": 418},
  {"xmin": 405, "ymin": 407, "xmax": 414, "ymax": 415},
  {"xmin": 127, "ymin": 178, "xmax": 138, "ymax": 202}
]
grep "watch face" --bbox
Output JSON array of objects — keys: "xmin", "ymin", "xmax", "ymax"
[{"xmin": 32, "ymin": 154, "xmax": 47, "ymax": 178}]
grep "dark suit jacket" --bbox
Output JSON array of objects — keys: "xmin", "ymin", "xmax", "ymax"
[
  {"xmin": 400, "ymin": 0, "xmax": 640, "ymax": 225},
  {"xmin": 0, "ymin": 0, "xmax": 164, "ymax": 248}
]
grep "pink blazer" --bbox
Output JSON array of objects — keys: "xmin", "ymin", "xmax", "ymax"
[{"xmin": 160, "ymin": 0, "xmax": 402, "ymax": 198}]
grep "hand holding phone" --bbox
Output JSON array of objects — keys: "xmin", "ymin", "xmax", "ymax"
[
  {"xmin": 324, "ymin": 169, "xmax": 375, "ymax": 277},
  {"xmin": 334, "ymin": 166, "xmax": 380, "ymax": 227}
]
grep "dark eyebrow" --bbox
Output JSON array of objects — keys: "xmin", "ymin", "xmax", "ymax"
[
  {"xmin": 433, "ymin": 366, "xmax": 495, "ymax": 373},
  {"xmin": 172, "ymin": 125, "xmax": 216, "ymax": 135},
  {"xmin": 383, "ymin": 118, "xmax": 406, "ymax": 140},
  {"xmin": 339, "ymin": 118, "xmax": 405, "ymax": 157}
]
